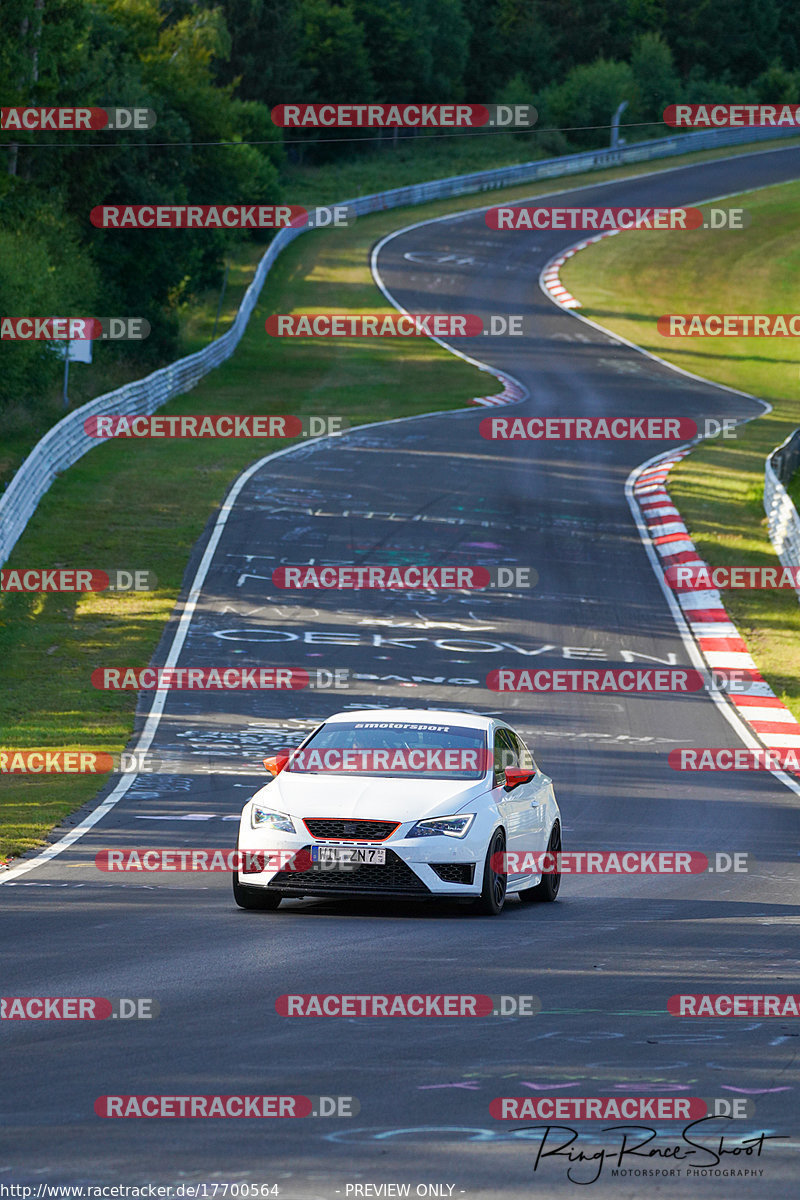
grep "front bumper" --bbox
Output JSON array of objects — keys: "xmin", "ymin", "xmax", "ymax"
[
  {"xmin": 269, "ymin": 846, "xmax": 432, "ymax": 897},
  {"xmin": 236, "ymin": 820, "xmax": 491, "ymax": 897}
]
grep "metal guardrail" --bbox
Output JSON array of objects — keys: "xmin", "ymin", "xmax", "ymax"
[
  {"xmin": 2, "ymin": 122, "xmax": 798, "ymax": 567},
  {"xmin": 765, "ymin": 428, "xmax": 800, "ymax": 600}
]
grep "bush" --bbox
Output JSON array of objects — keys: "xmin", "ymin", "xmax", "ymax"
[{"xmin": 541, "ymin": 57, "xmax": 635, "ymax": 150}]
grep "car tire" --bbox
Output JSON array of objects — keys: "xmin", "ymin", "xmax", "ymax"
[
  {"xmin": 474, "ymin": 828, "xmax": 507, "ymax": 916},
  {"xmin": 520, "ymin": 821, "xmax": 561, "ymax": 903},
  {"xmin": 232, "ymin": 872, "xmax": 282, "ymax": 910}
]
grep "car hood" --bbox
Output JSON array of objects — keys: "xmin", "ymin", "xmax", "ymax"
[{"xmin": 246, "ymin": 772, "xmax": 491, "ymax": 824}]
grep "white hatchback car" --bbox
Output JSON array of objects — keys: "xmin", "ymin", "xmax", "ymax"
[{"xmin": 232, "ymin": 708, "xmax": 561, "ymax": 915}]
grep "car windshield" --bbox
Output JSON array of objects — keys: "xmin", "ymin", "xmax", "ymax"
[{"xmin": 286, "ymin": 720, "xmax": 488, "ymax": 780}]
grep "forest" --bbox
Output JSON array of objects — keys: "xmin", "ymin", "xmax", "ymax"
[{"xmin": 2, "ymin": 0, "xmax": 798, "ymax": 412}]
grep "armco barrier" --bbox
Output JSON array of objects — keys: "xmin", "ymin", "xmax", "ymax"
[
  {"xmin": 765, "ymin": 428, "xmax": 800, "ymax": 601},
  {"xmin": 1, "ymin": 123, "xmax": 797, "ymax": 567}
]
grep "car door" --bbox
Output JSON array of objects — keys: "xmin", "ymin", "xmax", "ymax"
[{"xmin": 509, "ymin": 730, "xmax": 550, "ymax": 849}]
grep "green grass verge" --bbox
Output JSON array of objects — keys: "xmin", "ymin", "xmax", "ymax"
[
  {"xmin": 561, "ymin": 176, "xmax": 800, "ymax": 722},
  {"xmin": 281, "ymin": 131, "xmax": 545, "ymax": 208},
  {"xmin": 4, "ymin": 136, "xmax": 800, "ymax": 862}
]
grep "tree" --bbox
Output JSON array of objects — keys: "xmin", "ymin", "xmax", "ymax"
[
  {"xmin": 215, "ymin": 0, "xmax": 313, "ymax": 106},
  {"xmin": 427, "ymin": 0, "xmax": 470, "ymax": 99},
  {"xmin": 542, "ymin": 57, "xmax": 635, "ymax": 148},
  {"xmin": 2, "ymin": 0, "xmax": 283, "ymax": 386},
  {"xmin": 299, "ymin": 0, "xmax": 374, "ymax": 99},
  {"xmin": 753, "ymin": 61, "xmax": 800, "ymax": 104},
  {"xmin": 462, "ymin": 0, "xmax": 554, "ymax": 98},
  {"xmin": 0, "ymin": 212, "xmax": 99, "ymax": 419},
  {"xmin": 661, "ymin": 0, "xmax": 782, "ymax": 86},
  {"xmin": 629, "ymin": 31, "xmax": 679, "ymax": 126}
]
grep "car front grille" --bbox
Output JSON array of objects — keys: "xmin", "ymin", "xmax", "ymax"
[
  {"xmin": 303, "ymin": 818, "xmax": 400, "ymax": 841},
  {"xmin": 431, "ymin": 863, "xmax": 475, "ymax": 885},
  {"xmin": 270, "ymin": 847, "xmax": 429, "ymax": 894}
]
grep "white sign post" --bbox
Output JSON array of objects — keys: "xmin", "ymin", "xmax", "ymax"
[{"xmin": 52, "ymin": 336, "xmax": 93, "ymax": 407}]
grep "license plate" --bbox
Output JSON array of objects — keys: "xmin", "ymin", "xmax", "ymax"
[{"xmin": 311, "ymin": 846, "xmax": 386, "ymax": 865}]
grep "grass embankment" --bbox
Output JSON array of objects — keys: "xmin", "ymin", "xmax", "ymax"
[
  {"xmin": 4, "ymin": 137, "xmax": 800, "ymax": 861},
  {"xmin": 561, "ymin": 178, "xmax": 800, "ymax": 719}
]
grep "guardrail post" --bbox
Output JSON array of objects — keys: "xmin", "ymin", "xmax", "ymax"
[{"xmin": 611, "ymin": 101, "xmax": 628, "ymax": 149}]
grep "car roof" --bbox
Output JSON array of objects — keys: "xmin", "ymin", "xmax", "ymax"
[{"xmin": 324, "ymin": 708, "xmax": 495, "ymax": 731}]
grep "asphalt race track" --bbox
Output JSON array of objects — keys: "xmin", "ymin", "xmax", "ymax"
[{"xmin": 3, "ymin": 145, "xmax": 800, "ymax": 1197}]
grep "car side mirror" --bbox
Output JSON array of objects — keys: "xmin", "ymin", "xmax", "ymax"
[
  {"xmin": 263, "ymin": 752, "xmax": 290, "ymax": 777},
  {"xmin": 504, "ymin": 766, "xmax": 535, "ymax": 789}
]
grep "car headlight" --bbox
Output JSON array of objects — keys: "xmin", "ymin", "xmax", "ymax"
[
  {"xmin": 250, "ymin": 805, "xmax": 295, "ymax": 833},
  {"xmin": 407, "ymin": 813, "xmax": 475, "ymax": 839}
]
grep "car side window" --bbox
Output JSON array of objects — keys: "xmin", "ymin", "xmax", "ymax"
[
  {"xmin": 494, "ymin": 729, "xmax": 518, "ymax": 784},
  {"xmin": 510, "ymin": 731, "xmax": 536, "ymax": 772}
]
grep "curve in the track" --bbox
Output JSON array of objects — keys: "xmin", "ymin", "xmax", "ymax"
[{"xmin": 3, "ymin": 144, "xmax": 800, "ymax": 1197}]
